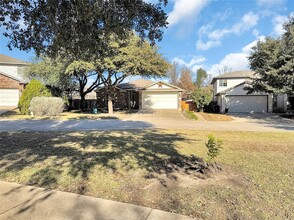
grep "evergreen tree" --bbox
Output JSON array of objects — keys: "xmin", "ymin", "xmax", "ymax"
[
  {"xmin": 247, "ymin": 16, "xmax": 294, "ymax": 94},
  {"xmin": 18, "ymin": 79, "xmax": 52, "ymax": 114},
  {"xmin": 196, "ymin": 68, "xmax": 208, "ymax": 87}
]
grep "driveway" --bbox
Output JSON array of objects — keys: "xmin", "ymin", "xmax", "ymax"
[
  {"xmin": 129, "ymin": 110, "xmax": 185, "ymax": 120},
  {"xmin": 229, "ymin": 113, "xmax": 292, "ymax": 123}
]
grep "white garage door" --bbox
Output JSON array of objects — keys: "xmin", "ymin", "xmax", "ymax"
[
  {"xmin": 226, "ymin": 95, "xmax": 267, "ymax": 113},
  {"xmin": 0, "ymin": 89, "xmax": 19, "ymax": 107},
  {"xmin": 142, "ymin": 92, "xmax": 178, "ymax": 109}
]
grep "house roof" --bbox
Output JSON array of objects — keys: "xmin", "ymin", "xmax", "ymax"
[
  {"xmin": 211, "ymin": 70, "xmax": 255, "ymax": 84},
  {"xmin": 0, "ymin": 54, "xmax": 28, "ymax": 65},
  {"xmin": 97, "ymin": 79, "xmax": 183, "ymax": 92},
  {"xmin": 118, "ymin": 79, "xmax": 154, "ymax": 90},
  {"xmin": 0, "ymin": 71, "xmax": 26, "ymax": 83},
  {"xmin": 145, "ymin": 81, "xmax": 184, "ymax": 91},
  {"xmin": 216, "ymin": 82, "xmax": 246, "ymax": 95},
  {"xmin": 70, "ymin": 90, "xmax": 97, "ymax": 100}
]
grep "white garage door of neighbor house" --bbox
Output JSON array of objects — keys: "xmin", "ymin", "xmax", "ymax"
[
  {"xmin": 226, "ymin": 95, "xmax": 267, "ymax": 113},
  {"xmin": 142, "ymin": 93, "xmax": 178, "ymax": 109},
  {"xmin": 0, "ymin": 89, "xmax": 19, "ymax": 106}
]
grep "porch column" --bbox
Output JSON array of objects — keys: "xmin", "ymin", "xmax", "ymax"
[
  {"xmin": 268, "ymin": 93, "xmax": 273, "ymax": 113},
  {"xmin": 283, "ymin": 94, "xmax": 288, "ymax": 112},
  {"xmin": 221, "ymin": 94, "xmax": 226, "ymax": 113}
]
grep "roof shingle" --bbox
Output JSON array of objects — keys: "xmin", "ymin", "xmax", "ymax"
[
  {"xmin": 0, "ymin": 54, "xmax": 28, "ymax": 65},
  {"xmin": 211, "ymin": 70, "xmax": 255, "ymax": 84}
]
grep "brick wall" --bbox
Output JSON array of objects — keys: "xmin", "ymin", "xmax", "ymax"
[{"xmin": 0, "ymin": 73, "xmax": 21, "ymax": 89}]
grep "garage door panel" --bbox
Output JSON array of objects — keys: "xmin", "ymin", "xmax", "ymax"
[
  {"xmin": 226, "ymin": 96, "xmax": 267, "ymax": 113},
  {"xmin": 0, "ymin": 89, "xmax": 19, "ymax": 106},
  {"xmin": 142, "ymin": 93, "xmax": 178, "ymax": 109}
]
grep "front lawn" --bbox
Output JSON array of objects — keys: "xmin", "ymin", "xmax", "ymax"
[{"xmin": 0, "ymin": 130, "xmax": 293, "ymax": 219}]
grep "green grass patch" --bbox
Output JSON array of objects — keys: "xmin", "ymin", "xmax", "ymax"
[
  {"xmin": 183, "ymin": 110, "xmax": 198, "ymax": 120},
  {"xmin": 0, "ymin": 130, "xmax": 293, "ymax": 219}
]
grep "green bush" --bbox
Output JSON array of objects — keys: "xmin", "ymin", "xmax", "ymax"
[
  {"xmin": 205, "ymin": 134, "xmax": 223, "ymax": 161},
  {"xmin": 18, "ymin": 79, "xmax": 52, "ymax": 114},
  {"xmin": 30, "ymin": 97, "xmax": 64, "ymax": 117}
]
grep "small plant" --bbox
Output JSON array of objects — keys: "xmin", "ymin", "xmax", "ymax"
[
  {"xmin": 30, "ymin": 97, "xmax": 64, "ymax": 117},
  {"xmin": 205, "ymin": 134, "xmax": 223, "ymax": 161}
]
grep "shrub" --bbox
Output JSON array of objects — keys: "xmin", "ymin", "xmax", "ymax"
[
  {"xmin": 205, "ymin": 134, "xmax": 223, "ymax": 161},
  {"xmin": 191, "ymin": 87, "xmax": 213, "ymax": 112},
  {"xmin": 30, "ymin": 97, "xmax": 64, "ymax": 117},
  {"xmin": 18, "ymin": 79, "xmax": 52, "ymax": 114}
]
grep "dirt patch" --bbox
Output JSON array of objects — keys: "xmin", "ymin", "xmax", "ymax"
[{"xmin": 144, "ymin": 160, "xmax": 230, "ymax": 190}]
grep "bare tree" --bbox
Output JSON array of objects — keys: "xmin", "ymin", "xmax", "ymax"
[
  {"xmin": 167, "ymin": 62, "xmax": 179, "ymax": 86},
  {"xmin": 218, "ymin": 66, "xmax": 232, "ymax": 75}
]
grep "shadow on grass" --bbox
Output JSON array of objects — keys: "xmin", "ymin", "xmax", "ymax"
[
  {"xmin": 0, "ymin": 130, "xmax": 210, "ymax": 217},
  {"xmin": 0, "ymin": 130, "xmax": 206, "ymax": 184}
]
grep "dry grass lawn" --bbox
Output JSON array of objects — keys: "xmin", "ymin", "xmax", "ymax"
[
  {"xmin": 0, "ymin": 108, "xmax": 132, "ymax": 120},
  {"xmin": 199, "ymin": 112, "xmax": 234, "ymax": 121},
  {"xmin": 0, "ymin": 130, "xmax": 293, "ymax": 219}
]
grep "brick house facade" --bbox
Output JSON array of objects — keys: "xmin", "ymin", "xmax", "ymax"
[
  {"xmin": 0, "ymin": 72, "xmax": 25, "ymax": 90},
  {"xmin": 0, "ymin": 54, "xmax": 27, "ymax": 106}
]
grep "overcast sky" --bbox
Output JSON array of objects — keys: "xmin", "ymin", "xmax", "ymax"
[{"xmin": 1, "ymin": 0, "xmax": 293, "ymax": 77}]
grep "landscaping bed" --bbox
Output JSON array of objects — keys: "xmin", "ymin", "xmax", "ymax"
[{"xmin": 0, "ymin": 130, "xmax": 293, "ymax": 219}]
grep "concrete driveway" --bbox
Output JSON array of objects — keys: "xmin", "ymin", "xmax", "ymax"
[
  {"xmin": 129, "ymin": 110, "xmax": 185, "ymax": 120},
  {"xmin": 229, "ymin": 113, "xmax": 293, "ymax": 124}
]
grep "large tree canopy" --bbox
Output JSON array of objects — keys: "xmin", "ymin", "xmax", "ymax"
[
  {"xmin": 96, "ymin": 33, "xmax": 170, "ymax": 114},
  {"xmin": 23, "ymin": 57, "xmax": 73, "ymax": 95},
  {"xmin": 0, "ymin": 0, "xmax": 168, "ymax": 59},
  {"xmin": 247, "ymin": 16, "xmax": 294, "ymax": 94}
]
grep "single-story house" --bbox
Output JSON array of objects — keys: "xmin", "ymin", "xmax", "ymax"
[
  {"xmin": 68, "ymin": 90, "xmax": 97, "ymax": 111},
  {"xmin": 211, "ymin": 70, "xmax": 293, "ymax": 113},
  {"xmin": 96, "ymin": 79, "xmax": 183, "ymax": 110},
  {"xmin": 0, "ymin": 54, "xmax": 27, "ymax": 106}
]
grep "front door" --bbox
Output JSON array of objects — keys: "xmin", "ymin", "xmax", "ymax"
[{"xmin": 288, "ymin": 96, "xmax": 294, "ymax": 110}]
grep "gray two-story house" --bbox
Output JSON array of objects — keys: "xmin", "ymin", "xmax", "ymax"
[{"xmin": 211, "ymin": 70, "xmax": 292, "ymax": 113}]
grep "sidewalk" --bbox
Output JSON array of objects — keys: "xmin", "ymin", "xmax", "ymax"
[{"xmin": 0, "ymin": 181, "xmax": 192, "ymax": 220}]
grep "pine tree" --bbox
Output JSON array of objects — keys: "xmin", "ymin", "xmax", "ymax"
[{"xmin": 247, "ymin": 16, "xmax": 294, "ymax": 94}]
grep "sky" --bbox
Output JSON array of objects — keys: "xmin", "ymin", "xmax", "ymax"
[{"xmin": 1, "ymin": 0, "xmax": 293, "ymax": 77}]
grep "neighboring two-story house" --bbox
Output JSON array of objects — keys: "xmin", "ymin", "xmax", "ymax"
[
  {"xmin": 0, "ymin": 54, "xmax": 27, "ymax": 106},
  {"xmin": 211, "ymin": 70, "xmax": 291, "ymax": 113}
]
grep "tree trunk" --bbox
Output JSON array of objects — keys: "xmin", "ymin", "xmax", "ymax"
[
  {"xmin": 80, "ymin": 93, "xmax": 86, "ymax": 112},
  {"xmin": 108, "ymin": 95, "xmax": 114, "ymax": 115}
]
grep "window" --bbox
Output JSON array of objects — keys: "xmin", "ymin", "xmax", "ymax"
[{"xmin": 219, "ymin": 79, "xmax": 227, "ymax": 87}]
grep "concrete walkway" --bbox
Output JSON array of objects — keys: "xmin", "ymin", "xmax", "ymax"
[
  {"xmin": 0, "ymin": 117, "xmax": 293, "ymax": 132},
  {"xmin": 0, "ymin": 181, "xmax": 191, "ymax": 220}
]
